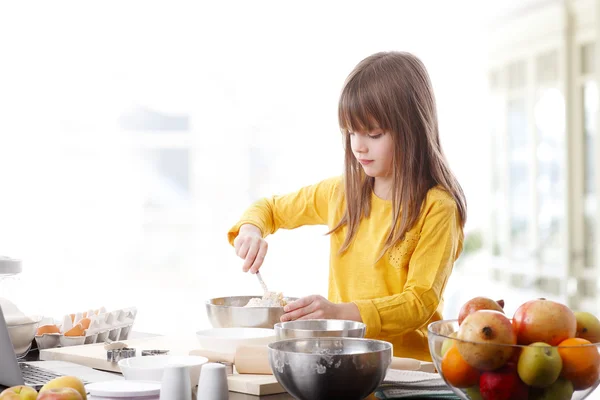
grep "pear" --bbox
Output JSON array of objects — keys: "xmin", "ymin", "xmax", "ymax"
[
  {"xmin": 574, "ymin": 311, "xmax": 600, "ymax": 343},
  {"xmin": 517, "ymin": 342, "xmax": 562, "ymax": 388}
]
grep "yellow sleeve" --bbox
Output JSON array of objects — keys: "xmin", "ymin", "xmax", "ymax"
[
  {"xmin": 227, "ymin": 176, "xmax": 341, "ymax": 245},
  {"xmin": 353, "ymin": 197, "xmax": 464, "ymax": 338}
]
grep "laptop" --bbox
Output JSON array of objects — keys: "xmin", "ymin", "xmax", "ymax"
[{"xmin": 0, "ymin": 305, "xmax": 121, "ymax": 391}]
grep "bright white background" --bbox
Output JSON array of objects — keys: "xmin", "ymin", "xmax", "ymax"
[{"xmin": 0, "ymin": 1, "xmax": 523, "ymax": 334}]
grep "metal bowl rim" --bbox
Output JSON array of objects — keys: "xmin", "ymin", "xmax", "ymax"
[
  {"xmin": 205, "ymin": 295, "xmax": 299, "ymax": 309},
  {"xmin": 274, "ymin": 319, "xmax": 366, "ymax": 332},
  {"xmin": 267, "ymin": 337, "xmax": 393, "ymax": 355}
]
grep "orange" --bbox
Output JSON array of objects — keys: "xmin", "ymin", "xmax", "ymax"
[
  {"xmin": 36, "ymin": 324, "xmax": 60, "ymax": 335},
  {"xmin": 442, "ymin": 346, "xmax": 480, "ymax": 388},
  {"xmin": 64, "ymin": 323, "xmax": 85, "ymax": 337},
  {"xmin": 558, "ymin": 337, "xmax": 600, "ymax": 390}
]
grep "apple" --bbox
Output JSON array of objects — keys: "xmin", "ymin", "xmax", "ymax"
[
  {"xmin": 457, "ymin": 310, "xmax": 516, "ymax": 371},
  {"xmin": 37, "ymin": 388, "xmax": 82, "ymax": 400},
  {"xmin": 574, "ymin": 311, "xmax": 600, "ymax": 343},
  {"xmin": 528, "ymin": 378, "xmax": 573, "ymax": 400},
  {"xmin": 0, "ymin": 386, "xmax": 37, "ymax": 400},
  {"xmin": 517, "ymin": 342, "xmax": 562, "ymax": 388},
  {"xmin": 464, "ymin": 386, "xmax": 484, "ymax": 400},
  {"xmin": 458, "ymin": 297, "xmax": 505, "ymax": 325},
  {"xmin": 480, "ymin": 366, "xmax": 529, "ymax": 400},
  {"xmin": 441, "ymin": 331, "xmax": 457, "ymax": 357},
  {"xmin": 39, "ymin": 376, "xmax": 86, "ymax": 400},
  {"xmin": 513, "ymin": 299, "xmax": 576, "ymax": 346}
]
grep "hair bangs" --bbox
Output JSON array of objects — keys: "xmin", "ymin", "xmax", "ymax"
[{"xmin": 338, "ymin": 76, "xmax": 391, "ymax": 135}]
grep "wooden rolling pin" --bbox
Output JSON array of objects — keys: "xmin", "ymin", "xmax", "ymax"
[{"xmin": 190, "ymin": 345, "xmax": 433, "ymax": 374}]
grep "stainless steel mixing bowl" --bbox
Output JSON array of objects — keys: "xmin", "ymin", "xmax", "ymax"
[
  {"xmin": 268, "ymin": 337, "xmax": 392, "ymax": 400},
  {"xmin": 274, "ymin": 319, "xmax": 366, "ymax": 340},
  {"xmin": 206, "ymin": 295, "xmax": 298, "ymax": 329}
]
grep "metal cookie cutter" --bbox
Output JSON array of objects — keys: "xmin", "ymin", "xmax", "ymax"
[
  {"xmin": 141, "ymin": 349, "xmax": 170, "ymax": 356},
  {"xmin": 107, "ymin": 347, "xmax": 136, "ymax": 363}
]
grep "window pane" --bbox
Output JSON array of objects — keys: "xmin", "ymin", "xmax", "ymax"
[
  {"xmin": 535, "ymin": 88, "xmax": 565, "ymax": 266},
  {"xmin": 581, "ymin": 43, "xmax": 596, "ymax": 75},
  {"xmin": 536, "ymin": 51, "xmax": 558, "ymax": 85},
  {"xmin": 584, "ymin": 81, "xmax": 598, "ymax": 268},
  {"xmin": 508, "ymin": 61, "xmax": 526, "ymax": 90},
  {"xmin": 508, "ymin": 98, "xmax": 530, "ymax": 257}
]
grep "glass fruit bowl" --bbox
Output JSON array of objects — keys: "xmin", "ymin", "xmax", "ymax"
[{"xmin": 428, "ymin": 319, "xmax": 600, "ymax": 400}]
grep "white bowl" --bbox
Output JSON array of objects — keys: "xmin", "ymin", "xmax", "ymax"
[
  {"xmin": 195, "ymin": 327, "xmax": 276, "ymax": 354},
  {"xmin": 6, "ymin": 315, "xmax": 43, "ymax": 358},
  {"xmin": 118, "ymin": 355, "xmax": 209, "ymax": 385}
]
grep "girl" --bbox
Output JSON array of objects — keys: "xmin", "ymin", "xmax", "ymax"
[{"xmin": 227, "ymin": 51, "xmax": 466, "ymax": 361}]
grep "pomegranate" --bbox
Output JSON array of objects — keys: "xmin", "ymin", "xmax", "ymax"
[
  {"xmin": 513, "ymin": 299, "xmax": 576, "ymax": 345},
  {"xmin": 457, "ymin": 310, "xmax": 516, "ymax": 371},
  {"xmin": 458, "ymin": 297, "xmax": 505, "ymax": 325}
]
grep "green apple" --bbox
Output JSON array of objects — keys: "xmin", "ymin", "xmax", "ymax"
[
  {"xmin": 529, "ymin": 378, "xmax": 574, "ymax": 400},
  {"xmin": 574, "ymin": 311, "xmax": 600, "ymax": 343},
  {"xmin": 517, "ymin": 342, "xmax": 562, "ymax": 388},
  {"xmin": 441, "ymin": 332, "xmax": 457, "ymax": 357},
  {"xmin": 464, "ymin": 386, "xmax": 483, "ymax": 400}
]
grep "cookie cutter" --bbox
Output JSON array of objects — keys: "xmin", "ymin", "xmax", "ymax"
[
  {"xmin": 107, "ymin": 347, "xmax": 136, "ymax": 363},
  {"xmin": 141, "ymin": 349, "xmax": 170, "ymax": 356}
]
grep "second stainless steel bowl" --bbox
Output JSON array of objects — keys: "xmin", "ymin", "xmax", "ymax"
[
  {"xmin": 274, "ymin": 319, "xmax": 366, "ymax": 340},
  {"xmin": 206, "ymin": 296, "xmax": 298, "ymax": 329}
]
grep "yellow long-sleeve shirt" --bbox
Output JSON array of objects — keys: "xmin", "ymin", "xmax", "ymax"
[{"xmin": 227, "ymin": 176, "xmax": 463, "ymax": 361}]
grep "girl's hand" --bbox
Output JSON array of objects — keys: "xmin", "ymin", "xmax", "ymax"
[
  {"xmin": 233, "ymin": 224, "xmax": 268, "ymax": 273},
  {"xmin": 281, "ymin": 295, "xmax": 362, "ymax": 322}
]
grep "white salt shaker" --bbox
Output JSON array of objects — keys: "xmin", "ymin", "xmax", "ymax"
[
  {"xmin": 197, "ymin": 363, "xmax": 228, "ymax": 400},
  {"xmin": 160, "ymin": 364, "xmax": 192, "ymax": 400}
]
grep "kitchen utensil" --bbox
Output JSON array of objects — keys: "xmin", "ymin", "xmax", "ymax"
[
  {"xmin": 107, "ymin": 347, "xmax": 136, "ymax": 363},
  {"xmin": 159, "ymin": 364, "xmax": 191, "ymax": 400},
  {"xmin": 268, "ymin": 337, "xmax": 392, "ymax": 400},
  {"xmin": 190, "ymin": 344, "xmax": 429, "ymax": 374},
  {"xmin": 206, "ymin": 296, "xmax": 298, "ymax": 329},
  {"xmin": 6, "ymin": 315, "xmax": 43, "ymax": 358},
  {"xmin": 255, "ymin": 272, "xmax": 268, "ymax": 294},
  {"xmin": 274, "ymin": 319, "xmax": 366, "ymax": 340},
  {"xmin": 190, "ymin": 345, "xmax": 272, "ymax": 374},
  {"xmin": 197, "ymin": 363, "xmax": 229, "ymax": 400},
  {"xmin": 196, "ymin": 327, "xmax": 275, "ymax": 354}
]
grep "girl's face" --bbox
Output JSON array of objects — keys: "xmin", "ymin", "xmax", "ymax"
[{"xmin": 349, "ymin": 129, "xmax": 394, "ymax": 179}]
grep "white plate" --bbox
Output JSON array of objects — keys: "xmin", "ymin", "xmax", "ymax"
[{"xmin": 196, "ymin": 327, "xmax": 276, "ymax": 354}]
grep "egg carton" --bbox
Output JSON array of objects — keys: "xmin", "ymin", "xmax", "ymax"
[{"xmin": 35, "ymin": 307, "xmax": 137, "ymax": 350}]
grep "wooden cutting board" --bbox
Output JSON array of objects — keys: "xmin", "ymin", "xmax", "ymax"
[{"xmin": 39, "ymin": 335, "xmax": 285, "ymax": 396}]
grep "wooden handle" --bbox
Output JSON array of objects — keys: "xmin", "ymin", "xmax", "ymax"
[
  {"xmin": 390, "ymin": 356, "xmax": 422, "ymax": 371},
  {"xmin": 189, "ymin": 349, "xmax": 235, "ymax": 364},
  {"xmin": 234, "ymin": 345, "xmax": 272, "ymax": 375}
]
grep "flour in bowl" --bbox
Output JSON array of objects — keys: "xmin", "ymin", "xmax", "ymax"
[{"xmin": 245, "ymin": 291, "xmax": 287, "ymax": 307}]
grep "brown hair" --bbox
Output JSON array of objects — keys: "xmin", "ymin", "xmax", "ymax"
[{"xmin": 330, "ymin": 51, "xmax": 467, "ymax": 256}]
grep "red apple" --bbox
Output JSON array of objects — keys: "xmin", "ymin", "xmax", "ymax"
[
  {"xmin": 0, "ymin": 385, "xmax": 37, "ymax": 400},
  {"xmin": 457, "ymin": 310, "xmax": 516, "ymax": 370},
  {"xmin": 513, "ymin": 299, "xmax": 576, "ymax": 345},
  {"xmin": 37, "ymin": 388, "xmax": 82, "ymax": 400},
  {"xmin": 480, "ymin": 366, "xmax": 529, "ymax": 400},
  {"xmin": 458, "ymin": 297, "xmax": 505, "ymax": 325}
]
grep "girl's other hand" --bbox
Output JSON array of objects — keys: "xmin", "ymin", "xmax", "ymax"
[
  {"xmin": 233, "ymin": 224, "xmax": 268, "ymax": 273},
  {"xmin": 280, "ymin": 295, "xmax": 362, "ymax": 322}
]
